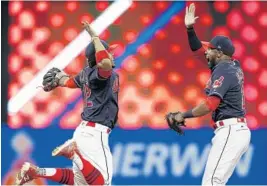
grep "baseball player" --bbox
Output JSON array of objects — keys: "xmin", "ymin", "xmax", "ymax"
[
  {"xmin": 16, "ymin": 21, "xmax": 119, "ymax": 185},
  {"xmin": 166, "ymin": 3, "xmax": 251, "ymax": 186}
]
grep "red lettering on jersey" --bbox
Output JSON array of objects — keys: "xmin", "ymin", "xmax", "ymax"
[
  {"xmin": 84, "ymin": 85, "xmax": 91, "ymax": 98},
  {"xmin": 212, "ymin": 76, "xmax": 224, "ymax": 88},
  {"xmin": 83, "ymin": 85, "xmax": 93, "ymax": 107},
  {"xmin": 87, "ymin": 101, "xmax": 93, "ymax": 107},
  {"xmin": 113, "ymin": 77, "xmax": 119, "ymax": 93}
]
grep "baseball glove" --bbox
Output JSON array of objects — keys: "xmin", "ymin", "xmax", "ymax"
[
  {"xmin": 42, "ymin": 67, "xmax": 61, "ymax": 92},
  {"xmin": 165, "ymin": 112, "xmax": 186, "ymax": 135}
]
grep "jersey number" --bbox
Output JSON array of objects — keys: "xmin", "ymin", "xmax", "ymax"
[{"xmin": 83, "ymin": 85, "xmax": 93, "ymax": 107}]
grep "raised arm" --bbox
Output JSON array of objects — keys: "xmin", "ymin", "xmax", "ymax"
[
  {"xmin": 82, "ymin": 21, "xmax": 114, "ymax": 74},
  {"xmin": 185, "ymin": 3, "xmax": 207, "ymax": 64}
]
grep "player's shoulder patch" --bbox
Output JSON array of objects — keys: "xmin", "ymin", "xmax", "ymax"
[{"xmin": 212, "ymin": 76, "xmax": 224, "ymax": 88}]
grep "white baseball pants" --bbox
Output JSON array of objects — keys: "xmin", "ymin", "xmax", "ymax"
[
  {"xmin": 202, "ymin": 119, "xmax": 251, "ymax": 186},
  {"xmin": 72, "ymin": 121, "xmax": 113, "ymax": 185}
]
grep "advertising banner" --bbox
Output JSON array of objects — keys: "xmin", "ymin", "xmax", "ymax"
[{"xmin": 2, "ymin": 126, "xmax": 267, "ymax": 185}]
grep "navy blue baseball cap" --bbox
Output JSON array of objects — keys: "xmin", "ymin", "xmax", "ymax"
[{"xmin": 201, "ymin": 35, "xmax": 235, "ymax": 57}]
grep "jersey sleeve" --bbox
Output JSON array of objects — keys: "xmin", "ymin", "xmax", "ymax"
[
  {"xmin": 208, "ymin": 71, "xmax": 234, "ymax": 99},
  {"xmin": 73, "ymin": 71, "xmax": 83, "ymax": 88}
]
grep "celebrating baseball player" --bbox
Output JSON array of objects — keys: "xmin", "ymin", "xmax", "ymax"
[
  {"xmin": 16, "ymin": 21, "xmax": 119, "ymax": 185},
  {"xmin": 165, "ymin": 3, "xmax": 251, "ymax": 186}
]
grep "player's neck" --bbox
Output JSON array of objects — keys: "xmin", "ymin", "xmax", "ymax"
[
  {"xmin": 218, "ymin": 55, "xmax": 231, "ymax": 62},
  {"xmin": 216, "ymin": 55, "xmax": 231, "ymax": 65}
]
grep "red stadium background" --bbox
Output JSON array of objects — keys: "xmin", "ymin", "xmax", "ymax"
[{"xmin": 7, "ymin": 1, "xmax": 267, "ymax": 130}]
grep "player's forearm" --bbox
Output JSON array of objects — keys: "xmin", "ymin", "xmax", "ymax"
[
  {"xmin": 182, "ymin": 101, "xmax": 211, "ymax": 119},
  {"xmin": 92, "ymin": 37, "xmax": 113, "ymax": 71},
  {"xmin": 187, "ymin": 27, "xmax": 202, "ymax": 51},
  {"xmin": 58, "ymin": 76, "xmax": 69, "ymax": 86},
  {"xmin": 83, "ymin": 21, "xmax": 106, "ymax": 53},
  {"xmin": 192, "ymin": 101, "xmax": 211, "ymax": 117},
  {"xmin": 92, "ymin": 37, "xmax": 107, "ymax": 52},
  {"xmin": 60, "ymin": 76, "xmax": 78, "ymax": 88},
  {"xmin": 83, "ymin": 21, "xmax": 113, "ymax": 71},
  {"xmin": 182, "ymin": 96, "xmax": 221, "ymax": 118}
]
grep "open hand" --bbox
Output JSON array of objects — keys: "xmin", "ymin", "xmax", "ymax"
[{"xmin": 184, "ymin": 3, "xmax": 199, "ymax": 28}]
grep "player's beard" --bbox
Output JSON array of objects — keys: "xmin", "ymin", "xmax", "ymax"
[
  {"xmin": 208, "ymin": 59, "xmax": 216, "ymax": 70},
  {"xmin": 206, "ymin": 54, "xmax": 217, "ymax": 70}
]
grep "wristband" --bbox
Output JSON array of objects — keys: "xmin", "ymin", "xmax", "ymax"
[
  {"xmin": 95, "ymin": 50, "xmax": 110, "ymax": 63},
  {"xmin": 186, "ymin": 26, "xmax": 194, "ymax": 31},
  {"xmin": 183, "ymin": 110, "xmax": 194, "ymax": 118}
]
